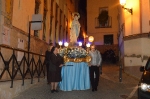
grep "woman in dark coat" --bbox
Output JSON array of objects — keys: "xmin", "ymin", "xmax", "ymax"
[
  {"xmin": 44, "ymin": 44, "xmax": 53, "ymax": 83},
  {"xmin": 48, "ymin": 46, "xmax": 64, "ymax": 93}
]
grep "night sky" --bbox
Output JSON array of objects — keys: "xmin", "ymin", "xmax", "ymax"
[
  {"xmin": 78, "ymin": 0, "xmax": 87, "ymax": 42},
  {"xmin": 78, "ymin": 0, "xmax": 86, "ymax": 14}
]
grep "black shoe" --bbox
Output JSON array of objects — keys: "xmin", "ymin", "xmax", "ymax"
[
  {"xmin": 92, "ymin": 88, "xmax": 95, "ymax": 92},
  {"xmin": 55, "ymin": 90, "xmax": 59, "ymax": 92},
  {"xmin": 51, "ymin": 90, "xmax": 55, "ymax": 93}
]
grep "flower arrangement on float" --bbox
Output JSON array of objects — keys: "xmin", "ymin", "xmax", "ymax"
[
  {"xmin": 59, "ymin": 47, "xmax": 88, "ymax": 58},
  {"xmin": 58, "ymin": 42, "xmax": 91, "ymax": 63}
]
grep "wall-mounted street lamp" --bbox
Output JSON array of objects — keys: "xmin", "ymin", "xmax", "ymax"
[
  {"xmin": 120, "ymin": 0, "xmax": 132, "ymax": 14},
  {"xmin": 28, "ymin": 14, "xmax": 43, "ymax": 72},
  {"xmin": 28, "ymin": 14, "xmax": 43, "ymax": 53}
]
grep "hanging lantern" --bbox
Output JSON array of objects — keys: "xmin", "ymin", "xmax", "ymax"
[{"xmin": 88, "ymin": 36, "xmax": 94, "ymax": 42}]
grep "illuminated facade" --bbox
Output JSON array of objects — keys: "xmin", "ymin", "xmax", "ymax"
[
  {"xmin": 87, "ymin": 0, "xmax": 150, "ymax": 78},
  {"xmin": 0, "ymin": 0, "xmax": 77, "ymax": 98},
  {"xmin": 119, "ymin": 0, "xmax": 150, "ymax": 78},
  {"xmin": 0, "ymin": 0, "xmax": 77, "ymax": 54}
]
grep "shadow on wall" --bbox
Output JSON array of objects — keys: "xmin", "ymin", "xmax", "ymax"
[
  {"xmin": 96, "ymin": 44, "xmax": 119, "ymax": 64},
  {"xmin": 102, "ymin": 49, "xmax": 118, "ymax": 64}
]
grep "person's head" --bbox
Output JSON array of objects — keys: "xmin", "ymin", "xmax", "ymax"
[
  {"xmin": 72, "ymin": 13, "xmax": 80, "ymax": 20},
  {"xmin": 74, "ymin": 14, "xmax": 78, "ymax": 20},
  {"xmin": 51, "ymin": 46, "xmax": 59, "ymax": 55},
  {"xmin": 48, "ymin": 45, "xmax": 53, "ymax": 51},
  {"xmin": 90, "ymin": 45, "xmax": 96, "ymax": 51}
]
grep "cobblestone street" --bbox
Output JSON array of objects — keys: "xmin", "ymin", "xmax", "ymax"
[{"xmin": 13, "ymin": 64, "xmax": 139, "ymax": 99}]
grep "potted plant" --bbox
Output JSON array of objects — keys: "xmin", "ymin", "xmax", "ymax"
[{"xmin": 98, "ymin": 10, "xmax": 109, "ymax": 26}]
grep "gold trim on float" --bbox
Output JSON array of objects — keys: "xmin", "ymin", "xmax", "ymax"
[{"xmin": 64, "ymin": 55, "xmax": 91, "ymax": 63}]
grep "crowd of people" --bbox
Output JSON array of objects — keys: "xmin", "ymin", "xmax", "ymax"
[{"xmin": 44, "ymin": 43, "xmax": 102, "ymax": 93}]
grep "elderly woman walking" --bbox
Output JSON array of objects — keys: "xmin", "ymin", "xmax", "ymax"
[{"xmin": 48, "ymin": 46, "xmax": 64, "ymax": 93}]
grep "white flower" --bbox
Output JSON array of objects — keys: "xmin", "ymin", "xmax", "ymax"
[{"xmin": 59, "ymin": 47, "xmax": 88, "ymax": 58}]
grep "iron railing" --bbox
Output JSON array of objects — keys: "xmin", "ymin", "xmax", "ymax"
[{"xmin": 0, "ymin": 44, "xmax": 46, "ymax": 88}]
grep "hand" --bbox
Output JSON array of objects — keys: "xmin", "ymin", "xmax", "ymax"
[{"xmin": 59, "ymin": 64, "xmax": 63, "ymax": 67}]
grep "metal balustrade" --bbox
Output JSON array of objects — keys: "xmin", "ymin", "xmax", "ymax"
[{"xmin": 0, "ymin": 44, "xmax": 46, "ymax": 88}]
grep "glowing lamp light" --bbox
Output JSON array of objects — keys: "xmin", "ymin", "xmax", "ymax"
[
  {"xmin": 120, "ymin": 0, "xmax": 132, "ymax": 14},
  {"xmin": 86, "ymin": 43, "xmax": 90, "ymax": 48},
  {"xmin": 59, "ymin": 41, "xmax": 63, "ymax": 46},
  {"xmin": 78, "ymin": 42, "xmax": 82, "ymax": 46},
  {"xmin": 64, "ymin": 42, "xmax": 68, "ymax": 47},
  {"xmin": 88, "ymin": 36, "xmax": 94, "ymax": 42},
  {"xmin": 120, "ymin": 0, "xmax": 126, "ymax": 6}
]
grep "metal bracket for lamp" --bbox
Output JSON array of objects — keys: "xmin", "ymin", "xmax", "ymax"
[
  {"xmin": 122, "ymin": 6, "xmax": 132, "ymax": 14},
  {"xmin": 120, "ymin": 0, "xmax": 133, "ymax": 15}
]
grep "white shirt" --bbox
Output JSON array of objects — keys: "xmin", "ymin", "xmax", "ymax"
[{"xmin": 89, "ymin": 50, "xmax": 102, "ymax": 66}]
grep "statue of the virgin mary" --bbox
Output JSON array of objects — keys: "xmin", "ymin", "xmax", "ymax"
[{"xmin": 70, "ymin": 12, "xmax": 81, "ymax": 43}]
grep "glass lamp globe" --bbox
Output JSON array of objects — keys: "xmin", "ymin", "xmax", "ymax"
[
  {"xmin": 64, "ymin": 42, "xmax": 68, "ymax": 47},
  {"xmin": 59, "ymin": 41, "xmax": 63, "ymax": 46},
  {"xmin": 120, "ymin": 0, "xmax": 126, "ymax": 6},
  {"xmin": 86, "ymin": 43, "xmax": 90, "ymax": 48},
  {"xmin": 78, "ymin": 42, "xmax": 82, "ymax": 46},
  {"xmin": 88, "ymin": 36, "xmax": 94, "ymax": 42}
]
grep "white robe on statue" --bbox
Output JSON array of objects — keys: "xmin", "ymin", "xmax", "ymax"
[{"xmin": 70, "ymin": 15, "xmax": 80, "ymax": 43}]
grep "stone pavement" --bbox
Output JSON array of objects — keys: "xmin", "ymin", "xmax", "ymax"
[{"xmin": 13, "ymin": 63, "xmax": 139, "ymax": 99}]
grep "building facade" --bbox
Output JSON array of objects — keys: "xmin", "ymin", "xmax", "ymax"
[
  {"xmin": 87, "ymin": 0, "xmax": 119, "ymax": 59},
  {"xmin": 118, "ymin": 0, "xmax": 150, "ymax": 78},
  {"xmin": 87, "ymin": 0, "xmax": 150, "ymax": 79},
  {"xmin": 0, "ymin": 0, "xmax": 77, "ymax": 53},
  {"xmin": 0, "ymin": 0, "xmax": 77, "ymax": 98}
]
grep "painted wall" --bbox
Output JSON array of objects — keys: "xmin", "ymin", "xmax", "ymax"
[
  {"xmin": 0, "ymin": 0, "xmax": 77, "ymax": 73},
  {"xmin": 87, "ymin": 0, "xmax": 119, "ymax": 45},
  {"xmin": 124, "ymin": 38, "xmax": 150, "ymax": 67},
  {"xmin": 141, "ymin": 0, "xmax": 150, "ymax": 33},
  {"xmin": 12, "ymin": 0, "xmax": 35, "ymax": 34},
  {"xmin": 51, "ymin": 0, "xmax": 76, "ymax": 44},
  {"xmin": 0, "ymin": 0, "xmax": 77, "ymax": 98},
  {"xmin": 123, "ymin": 0, "xmax": 150, "ymax": 64},
  {"xmin": 119, "ymin": 0, "xmax": 150, "ymax": 79},
  {"xmin": 124, "ymin": 39, "xmax": 142, "ymax": 66},
  {"xmin": 124, "ymin": 0, "xmax": 140, "ymax": 36}
]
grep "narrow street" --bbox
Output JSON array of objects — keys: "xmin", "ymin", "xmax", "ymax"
[{"xmin": 13, "ymin": 63, "xmax": 139, "ymax": 99}]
